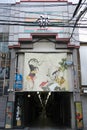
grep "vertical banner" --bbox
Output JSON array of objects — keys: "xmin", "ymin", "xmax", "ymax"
[
  {"xmin": 13, "ymin": 69, "xmax": 23, "ymax": 91},
  {"xmin": 5, "ymin": 101, "xmax": 13, "ymax": 128},
  {"xmin": 75, "ymin": 102, "xmax": 83, "ymax": 129}
]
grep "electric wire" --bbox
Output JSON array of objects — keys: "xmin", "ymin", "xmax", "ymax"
[
  {"xmin": 1, "ymin": 2, "xmax": 87, "ymax": 7},
  {"xmin": 0, "ymin": 13, "xmax": 84, "ymax": 21},
  {"xmin": 68, "ymin": 0, "xmax": 86, "ymax": 41},
  {"xmin": 0, "ymin": 2, "xmax": 87, "ymax": 42},
  {"xmin": 74, "ymin": 0, "xmax": 86, "ymax": 14},
  {"xmin": 0, "ymin": 21, "xmax": 87, "ymax": 28},
  {"xmin": 0, "ymin": 8, "xmax": 70, "ymax": 18},
  {"xmin": 69, "ymin": 0, "xmax": 87, "ymax": 40},
  {"xmin": 0, "ymin": 3, "xmax": 87, "ymax": 22},
  {"xmin": 69, "ymin": 5, "xmax": 87, "ymax": 40},
  {"xmin": 0, "ymin": 15, "xmax": 73, "ymax": 23},
  {"xmin": 73, "ymin": 0, "xmax": 83, "ymax": 17},
  {"xmin": 1, "ymin": 13, "xmax": 87, "ymax": 23},
  {"xmin": 0, "ymin": 9, "xmax": 86, "ymax": 25},
  {"xmin": 0, "ymin": 4, "xmax": 86, "ymax": 25},
  {"xmin": 0, "ymin": 3, "xmax": 79, "ymax": 7}
]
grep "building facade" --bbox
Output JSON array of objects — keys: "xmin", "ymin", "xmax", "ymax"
[
  {"xmin": 0, "ymin": 4, "xmax": 10, "ymax": 128},
  {"xmin": 79, "ymin": 43, "xmax": 87, "ymax": 129},
  {"xmin": 0, "ymin": 0, "xmax": 85, "ymax": 129}
]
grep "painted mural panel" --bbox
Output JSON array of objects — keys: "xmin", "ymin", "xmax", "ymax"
[
  {"xmin": 75, "ymin": 102, "xmax": 83, "ymax": 129},
  {"xmin": 23, "ymin": 53, "xmax": 69, "ymax": 91},
  {"xmin": 5, "ymin": 102, "xmax": 13, "ymax": 128}
]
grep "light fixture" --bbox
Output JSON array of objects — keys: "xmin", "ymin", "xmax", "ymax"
[
  {"xmin": 82, "ymin": 88, "xmax": 87, "ymax": 93},
  {"xmin": 37, "ymin": 91, "xmax": 39, "ymax": 94},
  {"xmin": 49, "ymin": 92, "xmax": 51, "ymax": 96},
  {"xmin": 27, "ymin": 94, "xmax": 31, "ymax": 98},
  {"xmin": 8, "ymin": 88, "xmax": 14, "ymax": 92}
]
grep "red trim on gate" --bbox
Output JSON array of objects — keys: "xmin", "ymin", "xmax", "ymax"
[
  {"xmin": 8, "ymin": 33, "xmax": 79, "ymax": 49},
  {"xmin": 68, "ymin": 43, "xmax": 80, "ymax": 48},
  {"xmin": 31, "ymin": 33, "xmax": 57, "ymax": 36},
  {"xmin": 8, "ymin": 43, "xmax": 20, "ymax": 49},
  {"xmin": 31, "ymin": 33, "xmax": 69, "ymax": 42},
  {"xmin": 18, "ymin": 37, "xmax": 32, "ymax": 41},
  {"xmin": 20, "ymin": 0, "xmax": 68, "ymax": 2}
]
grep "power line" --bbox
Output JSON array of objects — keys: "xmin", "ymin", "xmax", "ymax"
[
  {"xmin": 0, "ymin": 3, "xmax": 86, "ymax": 22},
  {"xmin": 0, "ymin": 21, "xmax": 87, "ymax": 28},
  {"xmin": 1, "ymin": 13, "xmax": 87, "ymax": 22},
  {"xmin": 0, "ymin": 5, "xmax": 86, "ymax": 24},
  {"xmin": 74, "ymin": 0, "xmax": 87, "ymax": 14},
  {"xmin": 69, "ymin": 5, "xmax": 87, "ymax": 40},
  {"xmin": 0, "ymin": 11, "xmax": 73, "ymax": 19},
  {"xmin": 0, "ymin": 14, "xmax": 72, "ymax": 22},
  {"xmin": 1, "ymin": 2, "xmax": 87, "ymax": 7},
  {"xmin": 0, "ymin": 2, "xmax": 86, "ymax": 41},
  {"xmin": 0, "ymin": 8, "xmax": 86, "ymax": 24},
  {"xmin": 0, "ymin": 2, "xmax": 80, "ymax": 18},
  {"xmin": 69, "ymin": 0, "xmax": 87, "ymax": 40},
  {"xmin": 71, "ymin": 0, "xmax": 83, "ymax": 20},
  {"xmin": 0, "ymin": 8, "xmax": 70, "ymax": 18},
  {"xmin": 0, "ymin": 3, "xmax": 79, "ymax": 7}
]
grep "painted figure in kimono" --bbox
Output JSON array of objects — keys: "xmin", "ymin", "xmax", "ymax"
[{"xmin": 26, "ymin": 58, "xmax": 40, "ymax": 90}]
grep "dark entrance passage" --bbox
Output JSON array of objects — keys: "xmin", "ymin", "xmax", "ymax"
[{"xmin": 14, "ymin": 92, "xmax": 71, "ymax": 129}]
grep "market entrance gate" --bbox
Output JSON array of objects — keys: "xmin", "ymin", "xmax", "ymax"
[{"xmin": 13, "ymin": 92, "xmax": 71, "ymax": 129}]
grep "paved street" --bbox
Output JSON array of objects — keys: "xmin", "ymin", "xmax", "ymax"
[{"xmin": 0, "ymin": 127, "xmax": 86, "ymax": 130}]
